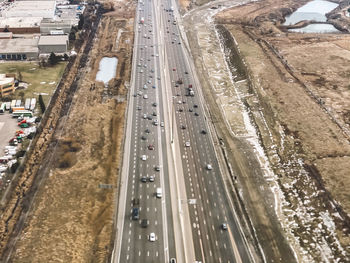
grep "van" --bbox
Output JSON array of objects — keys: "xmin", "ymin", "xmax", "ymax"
[
  {"xmin": 132, "ymin": 208, "xmax": 139, "ymax": 220},
  {"xmin": 156, "ymin": 187, "xmax": 162, "ymax": 198}
]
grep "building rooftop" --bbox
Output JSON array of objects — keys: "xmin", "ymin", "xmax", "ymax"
[
  {"xmin": 3, "ymin": 1, "xmax": 56, "ymax": 18},
  {"xmin": 0, "ymin": 32, "xmax": 13, "ymax": 38},
  {"xmin": 0, "ymin": 38, "xmax": 39, "ymax": 53},
  {"xmin": 0, "ymin": 17, "xmax": 42, "ymax": 28},
  {"xmin": 38, "ymin": 35, "xmax": 68, "ymax": 45}
]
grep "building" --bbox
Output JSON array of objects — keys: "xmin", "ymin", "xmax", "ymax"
[
  {"xmin": 38, "ymin": 35, "xmax": 69, "ymax": 54},
  {"xmin": 2, "ymin": 1, "xmax": 56, "ymax": 19},
  {"xmin": 40, "ymin": 18, "xmax": 72, "ymax": 35},
  {"xmin": 0, "ymin": 74, "xmax": 15, "ymax": 96},
  {"xmin": 0, "ymin": 38, "xmax": 39, "ymax": 60},
  {"xmin": 0, "ymin": 17, "xmax": 42, "ymax": 34},
  {"xmin": 0, "ymin": 32, "xmax": 13, "ymax": 39}
]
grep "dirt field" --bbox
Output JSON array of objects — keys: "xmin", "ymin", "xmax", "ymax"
[
  {"xmin": 182, "ymin": 0, "xmax": 350, "ymax": 261},
  {"xmin": 0, "ymin": 0, "xmax": 135, "ymax": 261}
]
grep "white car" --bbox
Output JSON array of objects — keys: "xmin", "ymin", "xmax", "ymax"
[
  {"xmin": 141, "ymin": 155, "xmax": 147, "ymax": 161},
  {"xmin": 149, "ymin": 232, "xmax": 156, "ymax": 242},
  {"xmin": 143, "ymin": 114, "xmax": 147, "ymax": 119},
  {"xmin": 185, "ymin": 141, "xmax": 190, "ymax": 147},
  {"xmin": 206, "ymin": 164, "xmax": 213, "ymax": 170},
  {"xmin": 160, "ymin": 121, "xmax": 164, "ymax": 127},
  {"xmin": 143, "ymin": 85, "xmax": 148, "ymax": 89},
  {"xmin": 143, "ymin": 94, "xmax": 148, "ymax": 99}
]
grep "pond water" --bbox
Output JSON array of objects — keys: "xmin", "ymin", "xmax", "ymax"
[
  {"xmin": 96, "ymin": 57, "xmax": 118, "ymax": 85},
  {"xmin": 284, "ymin": 0, "xmax": 338, "ymax": 25},
  {"xmin": 289, "ymin": 23, "xmax": 340, "ymax": 33}
]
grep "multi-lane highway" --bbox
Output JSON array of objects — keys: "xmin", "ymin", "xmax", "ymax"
[{"xmin": 113, "ymin": 0, "xmax": 253, "ymax": 262}]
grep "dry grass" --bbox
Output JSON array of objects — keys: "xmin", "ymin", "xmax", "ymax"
[{"xmin": 0, "ymin": 62, "xmax": 66, "ymax": 105}]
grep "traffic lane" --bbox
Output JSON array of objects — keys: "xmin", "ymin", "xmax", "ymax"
[{"xmin": 166, "ymin": 23, "xmax": 239, "ymax": 262}]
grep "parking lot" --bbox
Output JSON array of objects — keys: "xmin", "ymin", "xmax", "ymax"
[{"xmin": 0, "ymin": 113, "xmax": 18, "ymax": 155}]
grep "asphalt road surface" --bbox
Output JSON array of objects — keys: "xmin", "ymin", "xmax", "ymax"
[{"xmin": 113, "ymin": 0, "xmax": 253, "ymax": 262}]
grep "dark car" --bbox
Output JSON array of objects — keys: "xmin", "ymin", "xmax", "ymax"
[
  {"xmin": 194, "ymin": 112, "xmax": 199, "ymax": 116},
  {"xmin": 201, "ymin": 130, "xmax": 207, "ymax": 134},
  {"xmin": 132, "ymin": 208, "xmax": 139, "ymax": 220},
  {"xmin": 145, "ymin": 128, "xmax": 150, "ymax": 133},
  {"xmin": 181, "ymin": 125, "xmax": 186, "ymax": 129},
  {"xmin": 141, "ymin": 219, "xmax": 149, "ymax": 228},
  {"xmin": 194, "ymin": 104, "xmax": 198, "ymax": 108},
  {"xmin": 189, "ymin": 108, "xmax": 193, "ymax": 112},
  {"xmin": 141, "ymin": 177, "xmax": 147, "ymax": 183},
  {"xmin": 141, "ymin": 135, "xmax": 147, "ymax": 140},
  {"xmin": 132, "ymin": 198, "xmax": 139, "ymax": 206},
  {"xmin": 221, "ymin": 223, "xmax": 228, "ymax": 230}
]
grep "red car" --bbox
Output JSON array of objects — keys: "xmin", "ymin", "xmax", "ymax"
[
  {"xmin": 172, "ymin": 68, "xmax": 176, "ymax": 71},
  {"xmin": 148, "ymin": 145, "xmax": 155, "ymax": 150}
]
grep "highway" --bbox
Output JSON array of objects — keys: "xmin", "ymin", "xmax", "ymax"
[
  {"xmin": 113, "ymin": 0, "xmax": 253, "ymax": 262},
  {"xmin": 113, "ymin": 0, "xmax": 176, "ymax": 261}
]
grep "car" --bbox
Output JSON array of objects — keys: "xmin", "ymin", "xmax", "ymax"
[
  {"xmin": 185, "ymin": 141, "xmax": 190, "ymax": 147},
  {"xmin": 194, "ymin": 112, "xmax": 199, "ymax": 116},
  {"xmin": 141, "ymin": 176, "xmax": 147, "ymax": 183},
  {"xmin": 201, "ymin": 130, "xmax": 207, "ymax": 134},
  {"xmin": 178, "ymin": 101, "xmax": 182, "ymax": 104},
  {"xmin": 172, "ymin": 68, "xmax": 176, "ymax": 71},
  {"xmin": 147, "ymin": 80, "xmax": 151, "ymax": 84},
  {"xmin": 143, "ymin": 114, "xmax": 147, "ymax": 119},
  {"xmin": 143, "ymin": 94, "xmax": 148, "ymax": 99},
  {"xmin": 147, "ymin": 115, "xmax": 153, "ymax": 120},
  {"xmin": 181, "ymin": 125, "xmax": 186, "ymax": 129},
  {"xmin": 143, "ymin": 85, "xmax": 148, "ymax": 89},
  {"xmin": 141, "ymin": 135, "xmax": 147, "ymax": 140},
  {"xmin": 153, "ymin": 111, "xmax": 157, "ymax": 116},
  {"xmin": 133, "ymin": 93, "xmax": 137, "ymax": 97},
  {"xmin": 152, "ymin": 102, "xmax": 157, "ymax": 107},
  {"xmin": 178, "ymin": 42, "xmax": 181, "ymax": 44},
  {"xmin": 185, "ymin": 71, "xmax": 188, "ymax": 74},
  {"xmin": 145, "ymin": 128, "xmax": 150, "ymax": 133},
  {"xmin": 155, "ymin": 165, "xmax": 160, "ymax": 171},
  {"xmin": 206, "ymin": 164, "xmax": 213, "ymax": 170},
  {"xmin": 153, "ymin": 120, "xmax": 159, "ymax": 126},
  {"xmin": 141, "ymin": 219, "xmax": 149, "ymax": 228},
  {"xmin": 189, "ymin": 108, "xmax": 193, "ymax": 112},
  {"xmin": 149, "ymin": 176, "xmax": 155, "ymax": 182},
  {"xmin": 139, "ymin": 70, "xmax": 143, "ymax": 73},
  {"xmin": 148, "ymin": 145, "xmax": 155, "ymax": 150},
  {"xmin": 132, "ymin": 208, "xmax": 139, "ymax": 220},
  {"xmin": 178, "ymin": 108, "xmax": 183, "ymax": 112},
  {"xmin": 170, "ymin": 259, "xmax": 176, "ymax": 263},
  {"xmin": 149, "ymin": 232, "xmax": 156, "ymax": 242},
  {"xmin": 141, "ymin": 155, "xmax": 147, "ymax": 161},
  {"xmin": 171, "ymin": 41, "xmax": 174, "ymax": 44},
  {"xmin": 137, "ymin": 106, "xmax": 142, "ymax": 110},
  {"xmin": 152, "ymin": 85, "xmax": 156, "ymax": 89},
  {"xmin": 175, "ymin": 84, "xmax": 179, "ymax": 87},
  {"xmin": 194, "ymin": 104, "xmax": 198, "ymax": 108},
  {"xmin": 160, "ymin": 121, "xmax": 164, "ymax": 127},
  {"xmin": 221, "ymin": 223, "xmax": 228, "ymax": 230},
  {"xmin": 132, "ymin": 198, "xmax": 139, "ymax": 206}
]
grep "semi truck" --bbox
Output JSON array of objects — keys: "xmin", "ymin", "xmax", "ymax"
[{"xmin": 25, "ymin": 98, "xmax": 31, "ymax": 110}]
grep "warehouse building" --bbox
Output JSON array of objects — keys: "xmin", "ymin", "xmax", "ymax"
[
  {"xmin": 0, "ymin": 38, "xmax": 39, "ymax": 60},
  {"xmin": 2, "ymin": 1, "xmax": 56, "ymax": 19},
  {"xmin": 0, "ymin": 17, "xmax": 42, "ymax": 34},
  {"xmin": 38, "ymin": 35, "xmax": 69, "ymax": 54},
  {"xmin": 0, "ymin": 74, "xmax": 15, "ymax": 96},
  {"xmin": 40, "ymin": 18, "xmax": 72, "ymax": 35}
]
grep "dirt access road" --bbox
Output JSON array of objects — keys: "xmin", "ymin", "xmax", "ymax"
[
  {"xmin": 0, "ymin": 0, "xmax": 135, "ymax": 261},
  {"xmin": 181, "ymin": 0, "xmax": 350, "ymax": 262}
]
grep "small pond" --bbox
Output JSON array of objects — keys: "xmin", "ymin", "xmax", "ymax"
[
  {"xmin": 96, "ymin": 57, "xmax": 118, "ymax": 85},
  {"xmin": 284, "ymin": 0, "xmax": 338, "ymax": 25}
]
